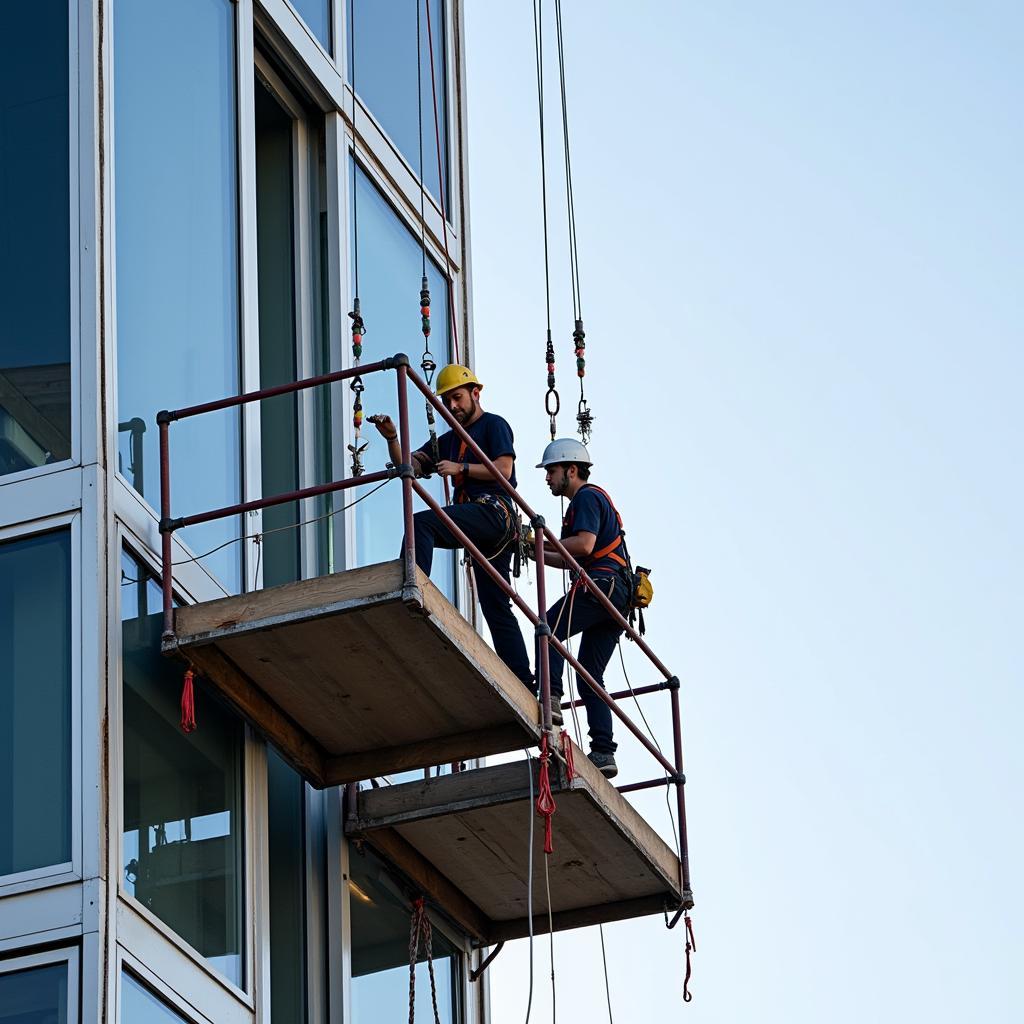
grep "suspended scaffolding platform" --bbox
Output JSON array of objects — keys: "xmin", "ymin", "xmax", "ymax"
[
  {"xmin": 345, "ymin": 740, "xmax": 684, "ymax": 944},
  {"xmin": 165, "ymin": 560, "xmax": 541, "ymax": 787}
]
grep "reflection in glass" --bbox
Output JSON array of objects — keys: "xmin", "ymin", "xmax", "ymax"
[
  {"xmin": 121, "ymin": 972, "xmax": 187, "ymax": 1023},
  {"xmin": 268, "ymin": 748, "xmax": 307, "ymax": 1022},
  {"xmin": 0, "ymin": 962, "xmax": 68, "ymax": 1024},
  {"xmin": 114, "ymin": 0, "xmax": 241, "ymax": 590},
  {"xmin": 350, "ymin": 850, "xmax": 461, "ymax": 1023},
  {"xmin": 291, "ymin": 0, "xmax": 332, "ymax": 53},
  {"xmin": 349, "ymin": 0, "xmax": 449, "ymax": 208},
  {"xmin": 350, "ymin": 161, "xmax": 454, "ymax": 597},
  {"xmin": 0, "ymin": 2, "xmax": 71, "ymax": 477},
  {"xmin": 255, "ymin": 76, "xmax": 301, "ymax": 588},
  {"xmin": 0, "ymin": 531, "xmax": 71, "ymax": 877},
  {"xmin": 121, "ymin": 550, "xmax": 244, "ymax": 987}
]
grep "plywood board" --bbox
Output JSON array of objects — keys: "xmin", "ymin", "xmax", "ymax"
[
  {"xmin": 347, "ymin": 739, "xmax": 684, "ymax": 942},
  {"xmin": 168, "ymin": 561, "xmax": 541, "ymax": 786}
]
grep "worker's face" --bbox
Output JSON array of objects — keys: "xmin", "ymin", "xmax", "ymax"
[
  {"xmin": 444, "ymin": 386, "xmax": 480, "ymax": 423},
  {"xmin": 545, "ymin": 464, "xmax": 573, "ymax": 497}
]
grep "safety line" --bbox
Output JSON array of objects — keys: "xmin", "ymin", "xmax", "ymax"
[
  {"xmin": 525, "ymin": 750, "xmax": 536, "ymax": 1024},
  {"xmin": 598, "ymin": 925, "xmax": 614, "ymax": 1023}
]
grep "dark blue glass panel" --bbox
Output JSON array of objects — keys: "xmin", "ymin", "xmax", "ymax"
[
  {"xmin": 0, "ymin": 962, "xmax": 68, "ymax": 1024},
  {"xmin": 0, "ymin": 1, "xmax": 71, "ymax": 477},
  {"xmin": 350, "ymin": 161, "xmax": 453, "ymax": 598},
  {"xmin": 0, "ymin": 531, "xmax": 71, "ymax": 877},
  {"xmin": 114, "ymin": 0, "xmax": 241, "ymax": 591},
  {"xmin": 349, "ymin": 0, "xmax": 449, "ymax": 208}
]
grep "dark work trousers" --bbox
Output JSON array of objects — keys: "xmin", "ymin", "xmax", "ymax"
[
  {"xmin": 543, "ymin": 576, "xmax": 629, "ymax": 754},
  {"xmin": 410, "ymin": 502, "xmax": 533, "ymax": 687}
]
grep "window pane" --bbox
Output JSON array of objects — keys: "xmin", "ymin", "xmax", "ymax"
[
  {"xmin": 121, "ymin": 550, "xmax": 244, "ymax": 987},
  {"xmin": 114, "ymin": 0, "xmax": 241, "ymax": 591},
  {"xmin": 349, "ymin": 0, "xmax": 449, "ymax": 208},
  {"xmin": 350, "ymin": 161, "xmax": 453, "ymax": 598},
  {"xmin": 349, "ymin": 851, "xmax": 460, "ymax": 1023},
  {"xmin": 0, "ymin": 531, "xmax": 72, "ymax": 876},
  {"xmin": 292, "ymin": 0, "xmax": 332, "ymax": 53},
  {"xmin": 255, "ymin": 76, "xmax": 301, "ymax": 589},
  {"xmin": 0, "ymin": 2, "xmax": 71, "ymax": 477},
  {"xmin": 0, "ymin": 962, "xmax": 68, "ymax": 1024},
  {"xmin": 268, "ymin": 748, "xmax": 307, "ymax": 1022},
  {"xmin": 121, "ymin": 972, "xmax": 187, "ymax": 1023}
]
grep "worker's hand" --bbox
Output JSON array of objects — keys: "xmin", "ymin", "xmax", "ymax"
[
  {"xmin": 412, "ymin": 451, "xmax": 433, "ymax": 478},
  {"xmin": 367, "ymin": 414, "xmax": 397, "ymax": 441},
  {"xmin": 435, "ymin": 460, "xmax": 462, "ymax": 477}
]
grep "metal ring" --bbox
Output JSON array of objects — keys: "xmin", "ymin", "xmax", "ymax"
[
  {"xmin": 545, "ymin": 388, "xmax": 561, "ymax": 416},
  {"xmin": 350, "ymin": 376, "xmax": 365, "ymax": 394}
]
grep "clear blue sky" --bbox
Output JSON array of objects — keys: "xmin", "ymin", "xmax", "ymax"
[{"xmin": 464, "ymin": 2, "xmax": 1023, "ymax": 1019}]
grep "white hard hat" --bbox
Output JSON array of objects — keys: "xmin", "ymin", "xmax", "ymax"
[{"xmin": 536, "ymin": 437, "xmax": 593, "ymax": 469}]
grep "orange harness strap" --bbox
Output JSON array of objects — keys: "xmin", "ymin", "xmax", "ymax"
[{"xmin": 571, "ymin": 484, "xmax": 629, "ymax": 569}]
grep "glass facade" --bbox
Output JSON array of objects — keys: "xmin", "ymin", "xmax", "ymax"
[
  {"xmin": 0, "ymin": 962, "xmax": 69, "ymax": 1024},
  {"xmin": 121, "ymin": 972, "xmax": 187, "ymax": 1023},
  {"xmin": 351, "ymin": 161, "xmax": 454, "ymax": 597},
  {"xmin": 349, "ymin": 0, "xmax": 449, "ymax": 208},
  {"xmin": 0, "ymin": 1, "xmax": 71, "ymax": 478},
  {"xmin": 349, "ymin": 850, "xmax": 461, "ymax": 1023},
  {"xmin": 121, "ymin": 551, "xmax": 245, "ymax": 987},
  {"xmin": 0, "ymin": 530, "xmax": 72, "ymax": 878},
  {"xmin": 114, "ymin": 0, "xmax": 242, "ymax": 591},
  {"xmin": 292, "ymin": 0, "xmax": 332, "ymax": 53}
]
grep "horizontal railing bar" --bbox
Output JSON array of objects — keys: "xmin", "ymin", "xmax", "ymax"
[
  {"xmin": 161, "ymin": 357, "xmax": 395, "ymax": 422},
  {"xmin": 561, "ymin": 681, "xmax": 671, "ymax": 709},
  {"xmin": 169, "ymin": 470, "xmax": 393, "ymax": 531},
  {"xmin": 616, "ymin": 775, "xmax": 676, "ymax": 795}
]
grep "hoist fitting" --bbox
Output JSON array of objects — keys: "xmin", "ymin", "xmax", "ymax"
[
  {"xmin": 348, "ymin": 297, "xmax": 365, "ymax": 359},
  {"xmin": 420, "ymin": 276, "xmax": 431, "ymax": 339},
  {"xmin": 573, "ymin": 318, "xmax": 586, "ymax": 377}
]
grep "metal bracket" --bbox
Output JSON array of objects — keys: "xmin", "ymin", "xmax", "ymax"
[{"xmin": 469, "ymin": 940, "xmax": 505, "ymax": 982}]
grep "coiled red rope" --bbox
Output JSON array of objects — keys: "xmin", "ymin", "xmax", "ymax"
[
  {"xmin": 180, "ymin": 667, "xmax": 196, "ymax": 733},
  {"xmin": 535, "ymin": 733, "xmax": 557, "ymax": 855}
]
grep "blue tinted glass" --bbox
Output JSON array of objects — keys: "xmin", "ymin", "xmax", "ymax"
[
  {"xmin": 114, "ymin": 0, "xmax": 241, "ymax": 591},
  {"xmin": 121, "ymin": 550, "xmax": 245, "ymax": 986},
  {"xmin": 121, "ymin": 973, "xmax": 187, "ymax": 1023},
  {"xmin": 350, "ymin": 161, "xmax": 453, "ymax": 597},
  {"xmin": 0, "ymin": 531, "xmax": 72, "ymax": 877},
  {"xmin": 349, "ymin": 0, "xmax": 449, "ymax": 208},
  {"xmin": 0, "ymin": 2, "xmax": 71, "ymax": 477},
  {"xmin": 292, "ymin": 0, "xmax": 332, "ymax": 52},
  {"xmin": 0, "ymin": 962, "xmax": 68, "ymax": 1024}
]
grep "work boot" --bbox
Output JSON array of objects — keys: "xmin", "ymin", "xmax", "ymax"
[
  {"xmin": 550, "ymin": 697, "xmax": 564, "ymax": 727},
  {"xmin": 588, "ymin": 750, "xmax": 618, "ymax": 779}
]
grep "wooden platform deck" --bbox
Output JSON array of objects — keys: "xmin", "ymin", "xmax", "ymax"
[
  {"xmin": 166, "ymin": 560, "xmax": 542, "ymax": 787},
  {"xmin": 345, "ymin": 739, "xmax": 684, "ymax": 944}
]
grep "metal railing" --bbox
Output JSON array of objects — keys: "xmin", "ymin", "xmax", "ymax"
[{"xmin": 157, "ymin": 353, "xmax": 693, "ymax": 909}]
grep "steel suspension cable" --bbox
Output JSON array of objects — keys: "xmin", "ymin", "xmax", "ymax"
[
  {"xmin": 553, "ymin": 0, "xmax": 593, "ymax": 444},
  {"xmin": 532, "ymin": 0, "xmax": 559, "ymax": 439},
  {"xmin": 423, "ymin": 0, "xmax": 461, "ymax": 363},
  {"xmin": 348, "ymin": 0, "xmax": 367, "ymax": 476}
]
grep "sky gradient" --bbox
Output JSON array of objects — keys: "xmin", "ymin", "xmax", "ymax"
[{"xmin": 464, "ymin": 2, "xmax": 1023, "ymax": 1019}]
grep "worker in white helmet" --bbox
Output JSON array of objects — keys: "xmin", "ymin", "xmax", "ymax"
[
  {"xmin": 369, "ymin": 365, "xmax": 532, "ymax": 688},
  {"xmin": 531, "ymin": 438, "xmax": 632, "ymax": 778}
]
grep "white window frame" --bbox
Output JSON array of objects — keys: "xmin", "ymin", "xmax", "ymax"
[
  {"xmin": 0, "ymin": 944, "xmax": 80, "ymax": 1024},
  {"xmin": 0, "ymin": 512, "xmax": 82, "ymax": 898}
]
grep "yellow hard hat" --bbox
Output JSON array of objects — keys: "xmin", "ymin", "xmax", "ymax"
[{"xmin": 435, "ymin": 363, "xmax": 483, "ymax": 397}]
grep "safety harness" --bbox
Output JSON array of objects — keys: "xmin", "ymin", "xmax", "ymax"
[{"xmin": 451, "ymin": 437, "xmax": 521, "ymax": 562}]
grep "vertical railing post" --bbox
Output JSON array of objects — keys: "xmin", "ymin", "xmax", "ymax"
[
  {"xmin": 670, "ymin": 681, "xmax": 693, "ymax": 906},
  {"xmin": 394, "ymin": 356, "xmax": 417, "ymax": 594},
  {"xmin": 157, "ymin": 413, "xmax": 174, "ymax": 643},
  {"xmin": 533, "ymin": 521, "xmax": 552, "ymax": 734}
]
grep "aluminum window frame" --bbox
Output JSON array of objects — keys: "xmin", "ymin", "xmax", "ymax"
[{"xmin": 0, "ymin": 944, "xmax": 80, "ymax": 1024}]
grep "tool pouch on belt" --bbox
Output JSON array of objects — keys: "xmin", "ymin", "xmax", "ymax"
[
  {"xmin": 626, "ymin": 565, "xmax": 654, "ymax": 636},
  {"xmin": 472, "ymin": 495, "xmax": 519, "ymax": 562}
]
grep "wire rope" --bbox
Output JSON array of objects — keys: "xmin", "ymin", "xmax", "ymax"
[
  {"xmin": 525, "ymin": 750, "xmax": 536, "ymax": 1024},
  {"xmin": 598, "ymin": 924, "xmax": 615, "ymax": 1023}
]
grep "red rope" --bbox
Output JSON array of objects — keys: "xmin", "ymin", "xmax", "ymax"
[
  {"xmin": 560, "ymin": 730, "xmax": 576, "ymax": 780},
  {"xmin": 423, "ymin": 0, "xmax": 460, "ymax": 363},
  {"xmin": 535, "ymin": 733, "xmax": 557, "ymax": 855},
  {"xmin": 683, "ymin": 913, "xmax": 696, "ymax": 1003},
  {"xmin": 180, "ymin": 667, "xmax": 196, "ymax": 733}
]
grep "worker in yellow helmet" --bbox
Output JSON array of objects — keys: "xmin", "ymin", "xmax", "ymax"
[{"xmin": 368, "ymin": 365, "xmax": 532, "ymax": 687}]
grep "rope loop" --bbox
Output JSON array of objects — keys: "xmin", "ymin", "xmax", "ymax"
[
  {"xmin": 560, "ymin": 730, "xmax": 576, "ymax": 780},
  {"xmin": 535, "ymin": 733, "xmax": 557, "ymax": 855}
]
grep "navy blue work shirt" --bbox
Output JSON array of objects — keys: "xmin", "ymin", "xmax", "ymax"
[
  {"xmin": 562, "ymin": 484, "xmax": 626, "ymax": 577},
  {"xmin": 417, "ymin": 411, "xmax": 517, "ymax": 501}
]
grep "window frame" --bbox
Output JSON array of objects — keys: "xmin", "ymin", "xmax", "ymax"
[
  {"xmin": 0, "ymin": 512, "xmax": 82, "ymax": 897},
  {"xmin": 111, "ymin": 529, "xmax": 255, "ymax": 1016},
  {"xmin": 0, "ymin": 944, "xmax": 80, "ymax": 1024},
  {"xmin": 0, "ymin": 0, "xmax": 82, "ymax": 489}
]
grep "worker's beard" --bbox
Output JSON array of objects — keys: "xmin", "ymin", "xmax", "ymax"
[{"xmin": 452, "ymin": 398, "xmax": 479, "ymax": 424}]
